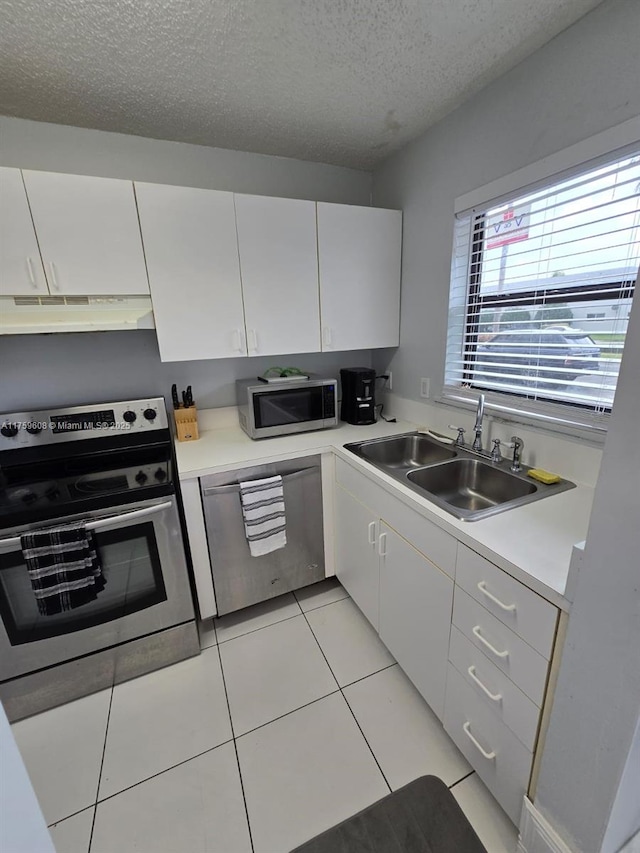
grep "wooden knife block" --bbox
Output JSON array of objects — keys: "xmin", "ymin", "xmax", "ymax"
[{"xmin": 174, "ymin": 406, "xmax": 199, "ymax": 442}]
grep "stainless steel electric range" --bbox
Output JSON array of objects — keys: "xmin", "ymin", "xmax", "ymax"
[{"xmin": 0, "ymin": 398, "xmax": 199, "ymax": 721}]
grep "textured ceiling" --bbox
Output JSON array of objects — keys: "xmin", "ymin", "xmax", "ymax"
[{"xmin": 0, "ymin": 0, "xmax": 603, "ymax": 169}]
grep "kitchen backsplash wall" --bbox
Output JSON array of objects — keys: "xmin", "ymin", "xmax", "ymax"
[{"xmin": 0, "ymin": 330, "xmax": 372, "ymax": 412}]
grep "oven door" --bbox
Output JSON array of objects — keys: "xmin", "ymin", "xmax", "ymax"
[{"xmin": 0, "ymin": 497, "xmax": 194, "ymax": 681}]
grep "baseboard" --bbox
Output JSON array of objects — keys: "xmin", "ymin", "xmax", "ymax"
[{"xmin": 518, "ymin": 798, "xmax": 575, "ymax": 853}]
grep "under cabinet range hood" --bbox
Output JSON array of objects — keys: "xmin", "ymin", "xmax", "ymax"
[{"xmin": 0, "ymin": 296, "xmax": 155, "ymax": 334}]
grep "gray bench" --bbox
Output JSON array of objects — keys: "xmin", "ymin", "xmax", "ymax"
[{"xmin": 291, "ymin": 775, "xmax": 488, "ymax": 853}]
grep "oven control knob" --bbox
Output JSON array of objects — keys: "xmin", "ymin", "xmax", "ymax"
[
  {"xmin": 135, "ymin": 470, "xmax": 148, "ymax": 484},
  {"xmin": 1, "ymin": 423, "xmax": 19, "ymax": 438},
  {"xmin": 46, "ymin": 486, "xmax": 61, "ymax": 501},
  {"xmin": 154, "ymin": 467, "xmax": 167, "ymax": 481},
  {"xmin": 26, "ymin": 424, "xmax": 42, "ymax": 435},
  {"xmin": 143, "ymin": 408, "xmax": 157, "ymax": 421},
  {"xmin": 123, "ymin": 410, "xmax": 137, "ymax": 423},
  {"xmin": 22, "ymin": 491, "xmax": 38, "ymax": 505}
]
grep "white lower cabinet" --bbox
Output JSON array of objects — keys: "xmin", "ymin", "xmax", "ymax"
[
  {"xmin": 445, "ymin": 543, "xmax": 560, "ymax": 825},
  {"xmin": 334, "ymin": 484, "xmax": 380, "ymax": 630},
  {"xmin": 334, "ymin": 457, "xmax": 562, "ymax": 827},
  {"xmin": 448, "ymin": 625, "xmax": 539, "ymax": 752},
  {"xmin": 334, "ymin": 462, "xmax": 455, "ymax": 719},
  {"xmin": 378, "ymin": 522, "xmax": 453, "ymax": 720},
  {"xmin": 444, "ymin": 664, "xmax": 532, "ymax": 825}
]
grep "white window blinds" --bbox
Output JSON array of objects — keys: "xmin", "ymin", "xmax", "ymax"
[{"xmin": 444, "ymin": 150, "xmax": 640, "ymax": 429}]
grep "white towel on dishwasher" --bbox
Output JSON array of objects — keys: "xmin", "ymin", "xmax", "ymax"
[{"xmin": 239, "ymin": 475, "xmax": 287, "ymax": 557}]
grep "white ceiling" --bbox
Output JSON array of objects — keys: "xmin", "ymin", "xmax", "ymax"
[{"xmin": 0, "ymin": 0, "xmax": 603, "ymax": 169}]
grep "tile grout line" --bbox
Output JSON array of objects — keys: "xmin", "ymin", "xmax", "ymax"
[
  {"xmin": 214, "ymin": 638, "xmax": 256, "ymax": 853},
  {"xmin": 209, "ymin": 586, "xmax": 348, "ymax": 647},
  {"xmin": 86, "ymin": 684, "xmax": 115, "ymax": 852},
  {"xmin": 214, "ymin": 607, "xmax": 302, "ymax": 645},
  {"xmin": 92, "ymin": 739, "xmax": 235, "ymax": 807},
  {"xmin": 299, "ymin": 606, "xmax": 393, "ymax": 795},
  {"xmin": 234, "ymin": 688, "xmax": 343, "ymax": 741},
  {"xmin": 448, "ymin": 769, "xmax": 475, "ymax": 790}
]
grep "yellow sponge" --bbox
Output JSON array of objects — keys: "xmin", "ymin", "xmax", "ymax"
[{"xmin": 527, "ymin": 468, "xmax": 561, "ymax": 484}]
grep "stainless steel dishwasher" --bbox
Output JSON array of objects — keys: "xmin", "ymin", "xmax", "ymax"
[{"xmin": 200, "ymin": 455, "xmax": 325, "ymax": 615}]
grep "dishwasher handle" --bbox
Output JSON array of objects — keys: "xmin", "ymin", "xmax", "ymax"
[{"xmin": 201, "ymin": 466, "xmax": 318, "ymax": 497}]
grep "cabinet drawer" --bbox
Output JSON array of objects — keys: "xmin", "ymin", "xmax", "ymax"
[
  {"xmin": 335, "ymin": 456, "xmax": 456, "ymax": 577},
  {"xmin": 449, "ymin": 625, "xmax": 540, "ymax": 752},
  {"xmin": 453, "ymin": 588, "xmax": 549, "ymax": 706},
  {"xmin": 456, "ymin": 544, "xmax": 558, "ymax": 659},
  {"xmin": 444, "ymin": 664, "xmax": 531, "ymax": 825}
]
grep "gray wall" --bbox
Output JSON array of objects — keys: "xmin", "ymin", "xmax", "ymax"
[
  {"xmin": 535, "ymin": 277, "xmax": 640, "ymax": 852},
  {"xmin": 371, "ymin": 0, "xmax": 640, "ymax": 403},
  {"xmin": 0, "ymin": 331, "xmax": 371, "ymax": 411},
  {"xmin": 0, "ymin": 118, "xmax": 373, "ymax": 411},
  {"xmin": 370, "ymin": 0, "xmax": 640, "ymax": 848},
  {"xmin": 0, "ymin": 116, "xmax": 371, "ymax": 203}
]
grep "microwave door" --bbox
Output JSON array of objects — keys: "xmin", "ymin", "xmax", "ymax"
[{"xmin": 255, "ymin": 388, "xmax": 323, "ymax": 429}]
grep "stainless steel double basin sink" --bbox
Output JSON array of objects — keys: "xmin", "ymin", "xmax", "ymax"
[{"xmin": 343, "ymin": 432, "xmax": 575, "ymax": 521}]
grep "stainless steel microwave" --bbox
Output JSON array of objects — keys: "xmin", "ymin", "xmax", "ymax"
[{"xmin": 236, "ymin": 378, "xmax": 338, "ymax": 439}]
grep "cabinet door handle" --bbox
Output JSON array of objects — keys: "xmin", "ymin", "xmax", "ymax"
[
  {"xmin": 472, "ymin": 625, "xmax": 509, "ymax": 659},
  {"xmin": 248, "ymin": 328, "xmax": 258, "ymax": 352},
  {"xmin": 477, "ymin": 581, "xmax": 516, "ymax": 612},
  {"xmin": 26, "ymin": 257, "xmax": 37, "ymax": 288},
  {"xmin": 367, "ymin": 521, "xmax": 377, "ymax": 547},
  {"xmin": 48, "ymin": 262, "xmax": 60, "ymax": 291},
  {"xmin": 378, "ymin": 532, "xmax": 387, "ymax": 558},
  {"xmin": 467, "ymin": 666, "xmax": 502, "ymax": 702},
  {"xmin": 232, "ymin": 329, "xmax": 241, "ymax": 352},
  {"xmin": 463, "ymin": 721, "xmax": 496, "ymax": 760},
  {"xmin": 322, "ymin": 326, "xmax": 332, "ymax": 348}
]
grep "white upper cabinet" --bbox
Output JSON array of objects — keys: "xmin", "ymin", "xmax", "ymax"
[
  {"xmin": 22, "ymin": 171, "xmax": 149, "ymax": 296},
  {"xmin": 0, "ymin": 168, "xmax": 48, "ymax": 297},
  {"xmin": 234, "ymin": 194, "xmax": 321, "ymax": 356},
  {"xmin": 136, "ymin": 183, "xmax": 246, "ymax": 362},
  {"xmin": 317, "ymin": 203, "xmax": 402, "ymax": 351}
]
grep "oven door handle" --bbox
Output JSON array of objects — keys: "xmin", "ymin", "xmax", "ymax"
[{"xmin": 0, "ymin": 501, "xmax": 174, "ymax": 551}]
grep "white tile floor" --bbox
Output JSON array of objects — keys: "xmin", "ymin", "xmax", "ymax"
[{"xmin": 13, "ymin": 578, "xmax": 519, "ymax": 853}]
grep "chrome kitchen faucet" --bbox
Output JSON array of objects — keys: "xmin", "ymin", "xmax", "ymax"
[{"xmin": 472, "ymin": 393, "xmax": 485, "ymax": 453}]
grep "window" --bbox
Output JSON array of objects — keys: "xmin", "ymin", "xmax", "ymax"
[{"xmin": 445, "ymin": 148, "xmax": 639, "ymax": 430}]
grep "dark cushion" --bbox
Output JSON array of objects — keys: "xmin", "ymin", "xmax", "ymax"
[{"xmin": 291, "ymin": 775, "xmax": 488, "ymax": 853}]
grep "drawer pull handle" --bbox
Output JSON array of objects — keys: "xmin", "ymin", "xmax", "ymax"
[
  {"xmin": 472, "ymin": 625, "xmax": 509, "ymax": 659},
  {"xmin": 367, "ymin": 521, "xmax": 377, "ymax": 546},
  {"xmin": 477, "ymin": 581, "xmax": 516, "ymax": 612},
  {"xmin": 467, "ymin": 666, "xmax": 502, "ymax": 702},
  {"xmin": 463, "ymin": 721, "xmax": 496, "ymax": 760}
]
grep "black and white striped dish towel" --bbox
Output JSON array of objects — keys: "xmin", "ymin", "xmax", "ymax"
[
  {"xmin": 239, "ymin": 475, "xmax": 287, "ymax": 557},
  {"xmin": 21, "ymin": 522, "xmax": 106, "ymax": 616}
]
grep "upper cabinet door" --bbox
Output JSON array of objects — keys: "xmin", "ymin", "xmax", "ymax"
[
  {"xmin": 234, "ymin": 194, "xmax": 321, "ymax": 356},
  {"xmin": 135, "ymin": 183, "xmax": 246, "ymax": 362},
  {"xmin": 317, "ymin": 203, "xmax": 402, "ymax": 351},
  {"xmin": 22, "ymin": 171, "xmax": 149, "ymax": 296},
  {"xmin": 0, "ymin": 168, "xmax": 48, "ymax": 296}
]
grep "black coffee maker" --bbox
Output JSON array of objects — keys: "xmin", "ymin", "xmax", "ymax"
[{"xmin": 340, "ymin": 367, "xmax": 377, "ymax": 425}]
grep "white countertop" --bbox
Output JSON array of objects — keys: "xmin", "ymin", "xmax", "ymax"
[{"xmin": 176, "ymin": 418, "xmax": 594, "ymax": 611}]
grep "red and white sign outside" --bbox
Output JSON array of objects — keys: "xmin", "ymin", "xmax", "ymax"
[{"xmin": 486, "ymin": 204, "xmax": 531, "ymax": 250}]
